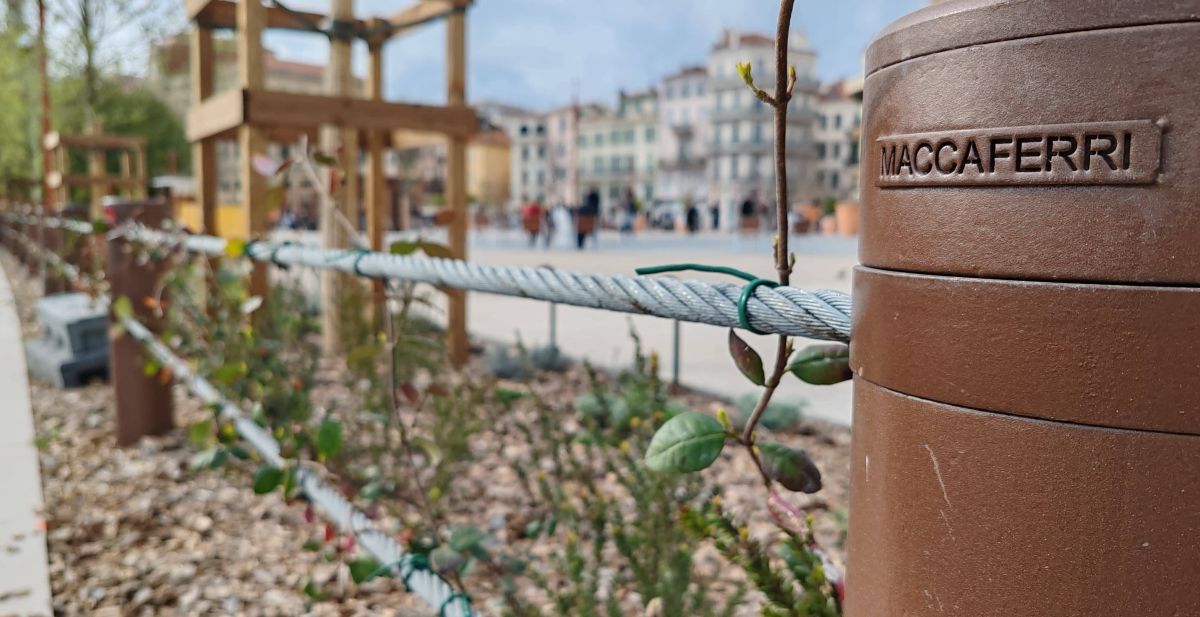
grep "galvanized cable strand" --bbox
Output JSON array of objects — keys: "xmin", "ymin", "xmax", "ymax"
[
  {"xmin": 124, "ymin": 226, "xmax": 853, "ymax": 342},
  {"xmin": 2, "ymin": 230, "xmax": 478, "ymax": 617},
  {"xmin": 5, "ymin": 211, "xmax": 94, "ymax": 235}
]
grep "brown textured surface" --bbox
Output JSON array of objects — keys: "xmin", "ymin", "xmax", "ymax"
[
  {"xmin": 850, "ymin": 266, "xmax": 1200, "ymax": 435},
  {"xmin": 861, "ymin": 17, "xmax": 1200, "ymax": 284},
  {"xmin": 865, "ymin": 0, "xmax": 1200, "ymax": 75},
  {"xmin": 107, "ymin": 206, "xmax": 173, "ymax": 446},
  {"xmin": 846, "ymin": 379, "xmax": 1200, "ymax": 617}
]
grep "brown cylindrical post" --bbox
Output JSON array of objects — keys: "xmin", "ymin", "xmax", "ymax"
[
  {"xmin": 849, "ymin": 2, "xmax": 1200, "ymax": 616},
  {"xmin": 106, "ymin": 201, "xmax": 173, "ymax": 446}
]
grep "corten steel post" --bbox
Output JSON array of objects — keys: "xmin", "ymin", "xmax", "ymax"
[
  {"xmin": 847, "ymin": 2, "xmax": 1200, "ymax": 616},
  {"xmin": 107, "ymin": 202, "xmax": 173, "ymax": 446}
]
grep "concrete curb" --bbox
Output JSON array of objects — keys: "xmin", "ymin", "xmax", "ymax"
[{"xmin": 0, "ymin": 262, "xmax": 53, "ymax": 616}]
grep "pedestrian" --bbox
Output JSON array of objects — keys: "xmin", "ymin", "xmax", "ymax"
[
  {"xmin": 577, "ymin": 188, "xmax": 600, "ymax": 250},
  {"xmin": 740, "ymin": 190, "xmax": 760, "ymax": 233},
  {"xmin": 685, "ymin": 202, "xmax": 700, "ymax": 234},
  {"xmin": 522, "ymin": 198, "xmax": 544, "ymax": 247},
  {"xmin": 618, "ymin": 188, "xmax": 636, "ymax": 236}
]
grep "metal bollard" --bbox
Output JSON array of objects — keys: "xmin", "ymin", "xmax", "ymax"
[
  {"xmin": 106, "ymin": 200, "xmax": 173, "ymax": 446},
  {"xmin": 848, "ymin": 2, "xmax": 1200, "ymax": 615}
]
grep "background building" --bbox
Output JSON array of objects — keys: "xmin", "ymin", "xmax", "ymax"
[
  {"xmin": 814, "ymin": 79, "xmax": 862, "ymax": 202},
  {"xmin": 706, "ymin": 29, "xmax": 820, "ymax": 230},
  {"xmin": 577, "ymin": 89, "xmax": 659, "ymax": 216},
  {"xmin": 656, "ymin": 65, "xmax": 710, "ymax": 213},
  {"xmin": 498, "ymin": 111, "xmax": 549, "ymax": 208}
]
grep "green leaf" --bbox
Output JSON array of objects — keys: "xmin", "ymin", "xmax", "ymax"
[
  {"xmin": 389, "ymin": 240, "xmax": 420, "ymax": 255},
  {"xmin": 210, "ymin": 361, "xmax": 247, "ymax": 384},
  {"xmin": 418, "ymin": 241, "xmax": 454, "ymax": 259},
  {"xmin": 143, "ymin": 359, "xmax": 160, "ymax": 377},
  {"xmin": 736, "ymin": 61, "xmax": 753, "ymax": 86},
  {"xmin": 311, "ymin": 152, "xmax": 337, "ymax": 167},
  {"xmin": 112, "ymin": 295, "xmax": 133, "ymax": 321},
  {"xmin": 758, "ymin": 442, "xmax": 822, "ymax": 493},
  {"xmin": 316, "ymin": 419, "xmax": 342, "ymax": 460},
  {"xmin": 190, "ymin": 447, "xmax": 228, "ymax": 471},
  {"xmin": 644, "ymin": 411, "xmax": 726, "ymax": 473},
  {"xmin": 90, "ymin": 219, "xmax": 110, "ymax": 234},
  {"xmin": 252, "ymin": 465, "xmax": 285, "ymax": 494},
  {"xmin": 282, "ymin": 466, "xmax": 297, "ymax": 499},
  {"xmin": 448, "ymin": 525, "xmax": 486, "ymax": 553},
  {"xmin": 728, "ymin": 329, "xmax": 765, "ymax": 386},
  {"xmin": 349, "ymin": 556, "xmax": 381, "ymax": 584},
  {"xmin": 430, "ymin": 546, "xmax": 465, "ymax": 574},
  {"xmin": 787, "ymin": 343, "xmax": 852, "ymax": 385},
  {"xmin": 494, "ymin": 388, "xmax": 526, "ymax": 405},
  {"xmin": 301, "ymin": 579, "xmax": 324, "ymax": 601},
  {"xmin": 409, "ymin": 436, "xmax": 442, "ymax": 467},
  {"xmin": 187, "ymin": 420, "xmax": 214, "ymax": 449}
]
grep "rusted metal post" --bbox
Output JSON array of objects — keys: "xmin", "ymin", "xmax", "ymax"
[
  {"xmin": 106, "ymin": 203, "xmax": 173, "ymax": 446},
  {"xmin": 848, "ymin": 2, "xmax": 1200, "ymax": 615}
]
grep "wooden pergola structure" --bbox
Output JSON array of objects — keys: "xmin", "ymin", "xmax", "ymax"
[
  {"xmin": 186, "ymin": 0, "xmax": 476, "ymax": 362},
  {"xmin": 43, "ymin": 130, "xmax": 148, "ymax": 215}
]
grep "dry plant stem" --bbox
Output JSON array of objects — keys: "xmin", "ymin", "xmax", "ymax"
[{"xmin": 740, "ymin": 0, "xmax": 797, "ymax": 454}]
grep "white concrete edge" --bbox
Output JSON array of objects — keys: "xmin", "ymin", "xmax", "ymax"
[{"xmin": 0, "ymin": 261, "xmax": 53, "ymax": 616}]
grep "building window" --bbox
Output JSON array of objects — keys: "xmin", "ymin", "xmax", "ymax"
[
  {"xmin": 645, "ymin": 127, "xmax": 656, "ymax": 142},
  {"xmin": 681, "ymin": 82, "xmax": 690, "ymax": 97},
  {"xmin": 849, "ymin": 141, "xmax": 860, "ymax": 165},
  {"xmin": 536, "ymin": 124, "xmax": 546, "ymax": 135},
  {"xmin": 595, "ymin": 133, "xmax": 603, "ymax": 146},
  {"xmin": 730, "ymin": 156, "xmax": 739, "ymax": 179},
  {"xmin": 625, "ymin": 128, "xmax": 634, "ymax": 143},
  {"xmin": 594, "ymin": 157, "xmax": 604, "ymax": 172},
  {"xmin": 815, "ymin": 142, "xmax": 826, "ymax": 159},
  {"xmin": 521, "ymin": 171, "xmax": 528, "ymax": 185},
  {"xmin": 833, "ymin": 114, "xmax": 842, "ymax": 130},
  {"xmin": 832, "ymin": 143, "xmax": 841, "ymax": 160},
  {"xmin": 731, "ymin": 123, "xmax": 740, "ymax": 144},
  {"xmin": 520, "ymin": 124, "xmax": 529, "ymax": 135},
  {"xmin": 831, "ymin": 171, "xmax": 840, "ymax": 188},
  {"xmin": 522, "ymin": 146, "xmax": 529, "ymax": 161},
  {"xmin": 610, "ymin": 130, "xmax": 620, "ymax": 143},
  {"xmin": 818, "ymin": 115, "xmax": 826, "ymax": 130},
  {"xmin": 752, "ymin": 122, "xmax": 763, "ymax": 144},
  {"xmin": 538, "ymin": 145, "xmax": 545, "ymax": 158},
  {"xmin": 537, "ymin": 171, "xmax": 544, "ymax": 185}
]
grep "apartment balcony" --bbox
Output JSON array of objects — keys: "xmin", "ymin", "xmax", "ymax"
[
  {"xmin": 708, "ymin": 104, "xmax": 819, "ymax": 124},
  {"xmin": 708, "ymin": 74, "xmax": 820, "ymax": 94},
  {"xmin": 659, "ymin": 156, "xmax": 707, "ymax": 171}
]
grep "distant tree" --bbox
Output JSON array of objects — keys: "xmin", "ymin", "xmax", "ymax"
[
  {"xmin": 0, "ymin": 2, "xmax": 38, "ymax": 187},
  {"xmin": 47, "ymin": 0, "xmax": 180, "ymax": 121}
]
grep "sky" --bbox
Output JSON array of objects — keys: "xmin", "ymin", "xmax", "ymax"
[{"xmin": 252, "ymin": 0, "xmax": 927, "ymax": 110}]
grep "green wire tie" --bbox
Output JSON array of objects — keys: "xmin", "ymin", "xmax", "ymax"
[
  {"xmin": 268, "ymin": 241, "xmax": 294, "ymax": 270},
  {"xmin": 350, "ymin": 247, "xmax": 371, "ymax": 277},
  {"xmin": 635, "ymin": 263, "xmax": 778, "ymax": 335},
  {"xmin": 365, "ymin": 552, "xmax": 428, "ymax": 588},
  {"xmin": 439, "ymin": 591, "xmax": 472, "ymax": 616}
]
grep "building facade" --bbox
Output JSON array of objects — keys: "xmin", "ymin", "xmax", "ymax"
[
  {"xmin": 813, "ymin": 79, "xmax": 862, "ymax": 202},
  {"xmin": 655, "ymin": 66, "xmax": 710, "ymax": 210},
  {"xmin": 707, "ymin": 29, "xmax": 820, "ymax": 229},
  {"xmin": 498, "ymin": 112, "xmax": 550, "ymax": 207},
  {"xmin": 576, "ymin": 89, "xmax": 659, "ymax": 216}
]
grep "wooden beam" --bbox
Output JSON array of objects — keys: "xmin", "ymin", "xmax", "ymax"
[
  {"xmin": 185, "ymin": 88, "xmax": 245, "ymax": 141},
  {"xmin": 191, "ymin": 24, "xmax": 217, "ymax": 235},
  {"xmin": 237, "ymin": 0, "xmax": 264, "ymax": 89},
  {"xmin": 47, "ymin": 175, "xmax": 145, "ymax": 190},
  {"xmin": 189, "ymin": 0, "xmax": 368, "ymax": 34},
  {"xmin": 365, "ymin": 42, "xmax": 386, "ymax": 310},
  {"xmin": 43, "ymin": 131, "xmax": 145, "ymax": 151},
  {"xmin": 389, "ymin": 0, "xmax": 469, "ymax": 35},
  {"xmin": 320, "ymin": 0, "xmax": 357, "ymax": 354},
  {"xmin": 445, "ymin": 6, "xmax": 468, "ymax": 366},
  {"xmin": 245, "ymin": 90, "xmax": 476, "ymax": 136}
]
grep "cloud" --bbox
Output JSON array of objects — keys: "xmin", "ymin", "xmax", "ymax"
[{"xmin": 264, "ymin": 0, "xmax": 926, "ymax": 109}]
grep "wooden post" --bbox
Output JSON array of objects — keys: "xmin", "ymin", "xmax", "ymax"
[
  {"xmin": 134, "ymin": 145, "xmax": 147, "ymax": 199},
  {"xmin": 88, "ymin": 120, "xmax": 106, "ymax": 218},
  {"xmin": 319, "ymin": 0, "xmax": 358, "ymax": 353},
  {"xmin": 445, "ymin": 6, "xmax": 468, "ymax": 366},
  {"xmin": 237, "ymin": 0, "xmax": 268, "ymax": 297},
  {"xmin": 107, "ymin": 207, "xmax": 173, "ymax": 446},
  {"xmin": 191, "ymin": 24, "xmax": 217, "ymax": 237},
  {"xmin": 365, "ymin": 35, "xmax": 386, "ymax": 311}
]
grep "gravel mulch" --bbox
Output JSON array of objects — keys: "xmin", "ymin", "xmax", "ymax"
[{"xmin": 2, "ymin": 252, "xmax": 851, "ymax": 617}]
